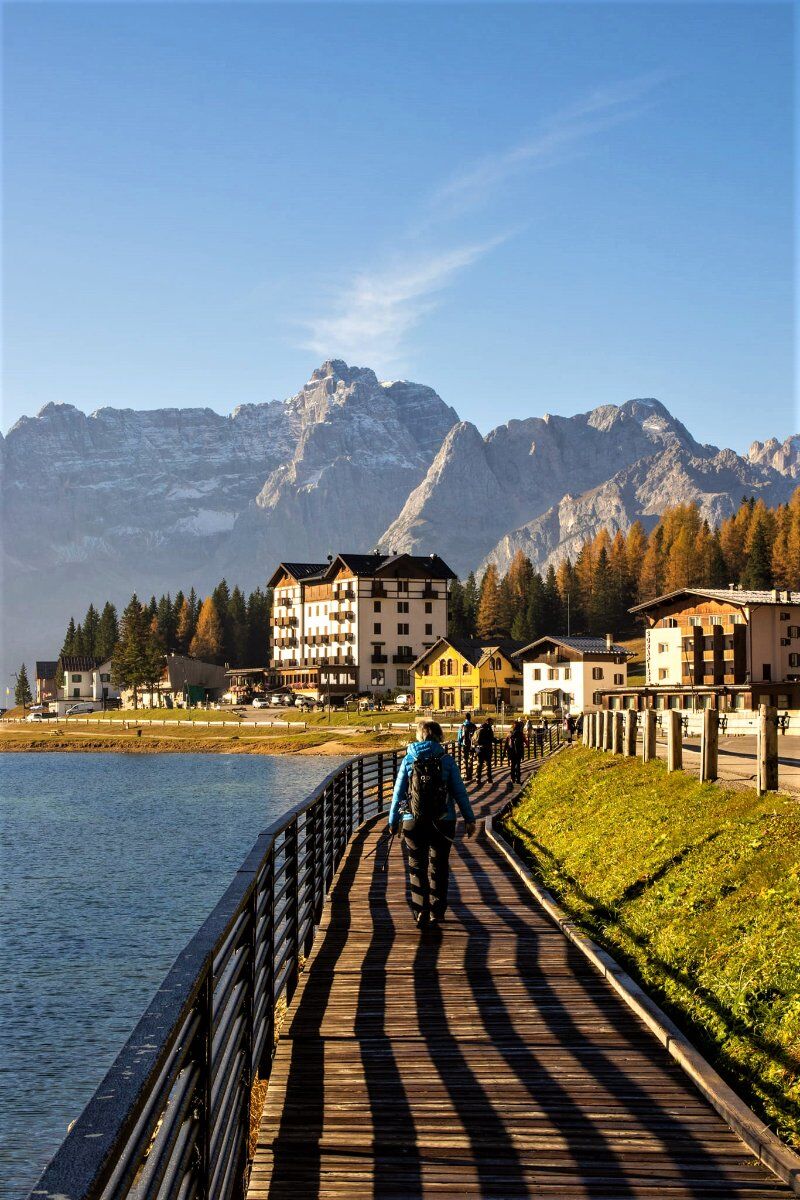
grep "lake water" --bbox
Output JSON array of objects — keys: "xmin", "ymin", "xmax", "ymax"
[{"xmin": 0, "ymin": 752, "xmax": 344, "ymax": 1199}]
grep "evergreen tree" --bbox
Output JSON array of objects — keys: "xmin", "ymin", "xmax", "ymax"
[
  {"xmin": 448, "ymin": 579, "xmax": 467, "ymax": 637},
  {"xmin": 246, "ymin": 587, "xmax": 271, "ymax": 665},
  {"xmin": 142, "ymin": 616, "xmax": 167, "ymax": 702},
  {"xmin": 82, "ymin": 604, "xmax": 101, "ymax": 658},
  {"xmin": 555, "ymin": 558, "xmax": 581, "ymax": 632},
  {"xmin": 72, "ymin": 622, "xmax": 87, "ymax": 658},
  {"xmin": 706, "ymin": 528, "xmax": 729, "ymax": 587},
  {"xmin": 496, "ymin": 575, "xmax": 515, "ymax": 636},
  {"xmin": 507, "ymin": 551, "xmax": 534, "ymax": 609},
  {"xmin": 60, "ymin": 617, "xmax": 77, "ymax": 659},
  {"xmin": 742, "ymin": 519, "xmax": 772, "ymax": 590},
  {"xmin": 96, "ymin": 602, "xmax": 119, "ymax": 662},
  {"xmin": 155, "ymin": 593, "xmax": 177, "ymax": 650},
  {"xmin": 588, "ymin": 547, "xmax": 616, "ymax": 633},
  {"xmin": 176, "ymin": 595, "xmax": 196, "ymax": 653},
  {"xmin": 112, "ymin": 595, "xmax": 149, "ymax": 708},
  {"xmin": 476, "ymin": 566, "xmax": 503, "ymax": 638},
  {"xmin": 541, "ymin": 565, "xmax": 563, "ymax": 633},
  {"xmin": 462, "ymin": 573, "xmax": 479, "ymax": 637},
  {"xmin": 227, "ymin": 586, "xmax": 249, "ymax": 666},
  {"xmin": 523, "ymin": 573, "xmax": 546, "ymax": 644},
  {"xmin": 14, "ymin": 663, "xmax": 32, "ymax": 708},
  {"xmin": 190, "ymin": 596, "xmax": 224, "ymax": 662}
]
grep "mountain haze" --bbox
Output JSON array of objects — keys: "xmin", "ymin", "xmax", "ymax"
[{"xmin": 1, "ymin": 361, "xmax": 797, "ymax": 679}]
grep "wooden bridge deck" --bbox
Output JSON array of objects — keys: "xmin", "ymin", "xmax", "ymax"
[{"xmin": 249, "ymin": 760, "xmax": 790, "ymax": 1199}]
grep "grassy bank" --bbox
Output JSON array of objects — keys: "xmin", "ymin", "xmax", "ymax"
[
  {"xmin": 0, "ymin": 723, "xmax": 409, "ymax": 754},
  {"xmin": 503, "ymin": 745, "xmax": 800, "ymax": 1148}
]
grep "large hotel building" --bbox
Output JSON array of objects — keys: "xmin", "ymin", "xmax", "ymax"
[{"xmin": 267, "ymin": 553, "xmax": 455, "ymax": 699}]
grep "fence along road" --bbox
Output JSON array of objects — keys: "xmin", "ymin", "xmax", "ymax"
[{"xmin": 28, "ymin": 731, "xmax": 791, "ymax": 1200}]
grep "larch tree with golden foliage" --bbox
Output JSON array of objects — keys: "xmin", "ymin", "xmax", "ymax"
[{"xmin": 190, "ymin": 596, "xmax": 224, "ymax": 663}]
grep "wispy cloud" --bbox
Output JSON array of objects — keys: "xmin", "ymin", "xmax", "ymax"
[
  {"xmin": 300, "ymin": 72, "xmax": 668, "ymax": 369},
  {"xmin": 431, "ymin": 71, "xmax": 671, "ymax": 217},
  {"xmin": 301, "ymin": 236, "xmax": 506, "ymax": 369}
]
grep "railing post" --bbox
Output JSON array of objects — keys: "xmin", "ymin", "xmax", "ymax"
[
  {"xmin": 757, "ymin": 703, "xmax": 779, "ymax": 794},
  {"xmin": 312, "ymin": 799, "xmax": 324, "ymax": 927},
  {"xmin": 377, "ymin": 753, "xmax": 385, "ymax": 813},
  {"xmin": 285, "ymin": 819, "xmax": 300, "ymax": 1003},
  {"xmin": 260, "ymin": 848, "xmax": 276, "ymax": 1077},
  {"xmin": 700, "ymin": 708, "xmax": 719, "ymax": 783},
  {"xmin": 624, "ymin": 709, "xmax": 637, "ymax": 757},
  {"xmin": 346, "ymin": 762, "xmax": 354, "ymax": 842},
  {"xmin": 667, "ymin": 709, "xmax": 683, "ymax": 772},
  {"xmin": 238, "ymin": 885, "xmax": 258, "ymax": 1197},
  {"xmin": 357, "ymin": 758, "xmax": 365, "ymax": 825},
  {"xmin": 642, "ymin": 709, "xmax": 657, "ymax": 763},
  {"xmin": 325, "ymin": 783, "xmax": 334, "ymax": 890},
  {"xmin": 196, "ymin": 969, "xmax": 213, "ymax": 1200},
  {"xmin": 612, "ymin": 711, "xmax": 624, "ymax": 754}
]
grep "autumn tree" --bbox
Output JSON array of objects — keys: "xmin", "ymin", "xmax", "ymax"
[
  {"xmin": 190, "ymin": 596, "xmax": 224, "ymax": 662},
  {"xmin": 175, "ymin": 595, "xmax": 196, "ymax": 653},
  {"xmin": 476, "ymin": 565, "xmax": 504, "ymax": 637}
]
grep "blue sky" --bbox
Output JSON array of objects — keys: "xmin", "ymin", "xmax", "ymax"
[{"xmin": 3, "ymin": 2, "xmax": 796, "ymax": 449}]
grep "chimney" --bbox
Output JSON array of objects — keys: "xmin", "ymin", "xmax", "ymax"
[
  {"xmin": 728, "ymin": 582, "xmax": 735, "ymax": 591},
  {"xmin": 605, "ymin": 633, "xmax": 613, "ymax": 651}
]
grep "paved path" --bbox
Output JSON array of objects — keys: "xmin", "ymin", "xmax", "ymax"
[
  {"xmin": 650, "ymin": 733, "xmax": 800, "ymax": 794},
  {"xmin": 248, "ymin": 755, "xmax": 789, "ymax": 1199}
]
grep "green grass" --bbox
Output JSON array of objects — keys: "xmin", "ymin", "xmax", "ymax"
[
  {"xmin": 503, "ymin": 745, "xmax": 800, "ymax": 1148},
  {"xmin": 82, "ymin": 708, "xmax": 409, "ymax": 727}
]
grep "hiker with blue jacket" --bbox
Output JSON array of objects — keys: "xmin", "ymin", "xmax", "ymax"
[{"xmin": 389, "ymin": 719, "xmax": 476, "ymax": 927}]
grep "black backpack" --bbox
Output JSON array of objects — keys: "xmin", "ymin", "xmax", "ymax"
[{"xmin": 410, "ymin": 754, "xmax": 449, "ymax": 824}]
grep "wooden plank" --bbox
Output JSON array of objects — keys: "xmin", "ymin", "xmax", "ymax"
[{"xmin": 247, "ymin": 754, "xmax": 790, "ymax": 1199}]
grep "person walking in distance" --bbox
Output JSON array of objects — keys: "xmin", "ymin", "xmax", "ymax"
[
  {"xmin": 389, "ymin": 720, "xmax": 476, "ymax": 927},
  {"xmin": 505, "ymin": 719, "xmax": 527, "ymax": 786},
  {"xmin": 457, "ymin": 711, "xmax": 477, "ymax": 782},
  {"xmin": 475, "ymin": 716, "xmax": 496, "ymax": 787}
]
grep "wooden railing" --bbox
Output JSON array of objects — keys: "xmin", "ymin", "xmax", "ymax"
[{"xmin": 28, "ymin": 732, "xmax": 559, "ymax": 1200}]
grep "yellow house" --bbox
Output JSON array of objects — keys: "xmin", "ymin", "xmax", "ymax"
[{"xmin": 413, "ymin": 636, "xmax": 525, "ymax": 712}]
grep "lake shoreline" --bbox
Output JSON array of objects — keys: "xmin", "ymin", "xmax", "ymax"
[{"xmin": 0, "ymin": 730, "xmax": 405, "ymax": 756}]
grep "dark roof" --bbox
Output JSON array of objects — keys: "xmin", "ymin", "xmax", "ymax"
[
  {"xmin": 631, "ymin": 587, "xmax": 800, "ymax": 613},
  {"xmin": 59, "ymin": 655, "xmax": 99, "ymax": 671},
  {"xmin": 164, "ymin": 654, "xmax": 228, "ymax": 690},
  {"xmin": 331, "ymin": 552, "xmax": 457, "ymax": 581},
  {"xmin": 36, "ymin": 661, "xmax": 58, "ymax": 678},
  {"xmin": 513, "ymin": 636, "xmax": 630, "ymax": 659},
  {"xmin": 267, "ymin": 561, "xmax": 329, "ymax": 587},
  {"xmin": 413, "ymin": 636, "xmax": 525, "ymax": 670}
]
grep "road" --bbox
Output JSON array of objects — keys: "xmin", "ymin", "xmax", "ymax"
[{"xmin": 649, "ymin": 732, "xmax": 800, "ymax": 794}]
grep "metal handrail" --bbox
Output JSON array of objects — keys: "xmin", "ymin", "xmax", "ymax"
[{"xmin": 28, "ymin": 728, "xmax": 561, "ymax": 1200}]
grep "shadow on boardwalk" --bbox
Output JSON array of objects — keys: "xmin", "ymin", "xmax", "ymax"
[{"xmin": 249, "ymin": 759, "xmax": 789, "ymax": 1199}]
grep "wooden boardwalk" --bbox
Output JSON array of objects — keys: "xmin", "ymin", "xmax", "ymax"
[{"xmin": 249, "ymin": 759, "xmax": 790, "ymax": 1199}]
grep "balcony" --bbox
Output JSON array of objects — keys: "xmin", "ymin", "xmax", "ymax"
[
  {"xmin": 422, "ymin": 587, "xmax": 439, "ymax": 599},
  {"xmin": 333, "ymin": 589, "xmax": 355, "ymax": 602},
  {"xmin": 371, "ymin": 653, "xmax": 388, "ymax": 664},
  {"xmin": 370, "ymin": 585, "xmax": 387, "ymax": 598},
  {"xmin": 332, "ymin": 610, "xmax": 354, "ymax": 622},
  {"xmin": 393, "ymin": 652, "xmax": 415, "ymax": 664}
]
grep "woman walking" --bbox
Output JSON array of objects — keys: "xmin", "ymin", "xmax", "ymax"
[
  {"xmin": 388, "ymin": 720, "xmax": 476, "ymax": 927},
  {"xmin": 505, "ymin": 718, "xmax": 527, "ymax": 785}
]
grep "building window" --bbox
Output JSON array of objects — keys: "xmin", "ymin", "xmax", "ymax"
[
  {"xmin": 592, "ymin": 667, "xmax": 604, "ymax": 680},
  {"xmin": 72, "ymin": 674, "xmax": 83, "ymax": 683},
  {"xmin": 563, "ymin": 668, "xmax": 571, "ymax": 681},
  {"xmin": 439, "ymin": 660, "xmax": 447, "ymax": 675},
  {"xmin": 425, "ymin": 602, "xmax": 432, "ymax": 614},
  {"xmin": 73, "ymin": 688, "xmax": 80, "ymax": 698},
  {"xmin": 657, "ymin": 642, "xmax": 668, "ymax": 654},
  {"xmin": 425, "ymin": 623, "xmax": 433, "ymax": 635},
  {"xmin": 789, "ymin": 653, "xmax": 800, "ymax": 668},
  {"xmin": 371, "ymin": 670, "xmax": 385, "ymax": 686},
  {"xmin": 398, "ymin": 622, "xmax": 409, "ymax": 635},
  {"xmin": 532, "ymin": 668, "xmax": 541, "ymax": 680},
  {"xmin": 547, "ymin": 669, "xmax": 557, "ymax": 681},
  {"xmin": 788, "ymin": 627, "xmax": 800, "ymax": 638},
  {"xmin": 396, "ymin": 669, "xmax": 411, "ymax": 687},
  {"xmin": 100, "ymin": 673, "xmax": 110, "ymax": 683},
  {"xmin": 778, "ymin": 693, "xmax": 790, "ymax": 708},
  {"xmin": 665, "ymin": 618, "xmax": 678, "ymax": 628},
  {"xmin": 688, "ymin": 616, "xmax": 701, "ymax": 626},
  {"xmin": 397, "ymin": 645, "xmax": 412, "ymax": 658},
  {"xmin": 398, "ymin": 580, "xmax": 408, "ymax": 592},
  {"xmin": 462, "ymin": 662, "xmax": 470, "ymax": 674},
  {"xmin": 780, "ymin": 612, "xmax": 790, "ymax": 621},
  {"xmin": 614, "ymin": 673, "xmax": 624, "ymax": 685},
  {"xmin": 420, "ymin": 663, "xmax": 430, "ymax": 676},
  {"xmin": 398, "ymin": 601, "xmax": 409, "ymax": 613},
  {"xmin": 421, "ymin": 689, "xmax": 434, "ymax": 707},
  {"xmin": 374, "ymin": 622, "xmax": 381, "ymax": 634},
  {"xmin": 593, "ymin": 691, "xmax": 602, "ymax": 705},
  {"xmin": 374, "ymin": 601, "xmax": 381, "ymax": 612},
  {"xmin": 763, "ymin": 664, "xmax": 772, "ymax": 681},
  {"xmin": 461, "ymin": 688, "xmax": 474, "ymax": 708}
]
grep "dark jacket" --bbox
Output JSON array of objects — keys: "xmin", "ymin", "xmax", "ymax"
[
  {"xmin": 388, "ymin": 740, "xmax": 475, "ymax": 832},
  {"xmin": 506, "ymin": 728, "xmax": 526, "ymax": 759},
  {"xmin": 476, "ymin": 722, "xmax": 495, "ymax": 755}
]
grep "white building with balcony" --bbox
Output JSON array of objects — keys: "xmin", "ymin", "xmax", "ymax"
[
  {"xmin": 514, "ymin": 635, "xmax": 630, "ymax": 715},
  {"xmin": 267, "ymin": 553, "xmax": 455, "ymax": 699}
]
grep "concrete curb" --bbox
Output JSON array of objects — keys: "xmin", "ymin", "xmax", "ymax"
[{"xmin": 485, "ymin": 814, "xmax": 800, "ymax": 1195}]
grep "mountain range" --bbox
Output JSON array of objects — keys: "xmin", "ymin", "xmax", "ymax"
[{"xmin": 2, "ymin": 359, "xmax": 798, "ymax": 680}]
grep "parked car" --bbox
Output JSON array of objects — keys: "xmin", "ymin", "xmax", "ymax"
[
  {"xmin": 251, "ymin": 695, "xmax": 269, "ymax": 709},
  {"xmin": 26, "ymin": 710, "xmax": 57, "ymax": 721},
  {"xmin": 269, "ymin": 691, "xmax": 294, "ymax": 707},
  {"xmin": 65, "ymin": 702, "xmax": 98, "ymax": 715},
  {"xmin": 294, "ymin": 695, "xmax": 320, "ymax": 712},
  {"xmin": 394, "ymin": 693, "xmax": 414, "ymax": 708}
]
